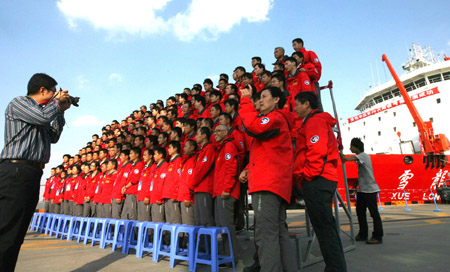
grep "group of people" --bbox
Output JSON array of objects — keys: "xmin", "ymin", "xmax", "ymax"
[{"xmin": 0, "ymin": 37, "xmax": 383, "ymax": 272}]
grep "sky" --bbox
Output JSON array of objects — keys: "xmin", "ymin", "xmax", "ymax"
[{"xmin": 1, "ymin": 0, "xmax": 450, "ymax": 197}]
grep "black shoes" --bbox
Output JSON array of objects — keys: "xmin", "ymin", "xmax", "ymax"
[
  {"xmin": 366, "ymin": 237, "xmax": 383, "ymax": 244},
  {"xmin": 355, "ymin": 234, "xmax": 367, "ymax": 241},
  {"xmin": 243, "ymin": 262, "xmax": 261, "ymax": 272}
]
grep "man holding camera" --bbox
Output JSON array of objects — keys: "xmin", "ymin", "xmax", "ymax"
[{"xmin": 0, "ymin": 73, "xmax": 71, "ymax": 271}]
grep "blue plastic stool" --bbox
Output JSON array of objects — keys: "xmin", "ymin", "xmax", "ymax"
[
  {"xmin": 56, "ymin": 215, "xmax": 75, "ymax": 239},
  {"xmin": 44, "ymin": 213, "xmax": 57, "ymax": 235},
  {"xmin": 172, "ymin": 225, "xmax": 201, "ymax": 271},
  {"xmin": 37, "ymin": 213, "xmax": 50, "ymax": 233},
  {"xmin": 122, "ymin": 221, "xmax": 142, "ymax": 254},
  {"xmin": 48, "ymin": 214, "xmax": 65, "ymax": 237},
  {"xmin": 109, "ymin": 220, "xmax": 133, "ymax": 253},
  {"xmin": 136, "ymin": 222, "xmax": 165, "ymax": 260},
  {"xmin": 193, "ymin": 227, "xmax": 236, "ymax": 272},
  {"xmin": 84, "ymin": 218, "xmax": 111, "ymax": 246},
  {"xmin": 155, "ymin": 224, "xmax": 181, "ymax": 264},
  {"xmin": 101, "ymin": 219, "xmax": 119, "ymax": 249},
  {"xmin": 29, "ymin": 212, "xmax": 41, "ymax": 231},
  {"xmin": 76, "ymin": 217, "xmax": 90, "ymax": 243},
  {"xmin": 68, "ymin": 216, "xmax": 84, "ymax": 241}
]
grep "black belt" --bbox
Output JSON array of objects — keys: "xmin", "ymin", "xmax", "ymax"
[{"xmin": 2, "ymin": 159, "xmax": 45, "ymax": 169}]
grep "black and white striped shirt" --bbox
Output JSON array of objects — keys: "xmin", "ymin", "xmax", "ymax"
[{"xmin": 0, "ymin": 96, "xmax": 65, "ymax": 163}]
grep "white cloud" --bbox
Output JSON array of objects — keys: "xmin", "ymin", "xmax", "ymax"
[
  {"xmin": 109, "ymin": 73, "xmax": 123, "ymax": 83},
  {"xmin": 77, "ymin": 74, "xmax": 89, "ymax": 89},
  {"xmin": 57, "ymin": 0, "xmax": 273, "ymax": 42},
  {"xmin": 71, "ymin": 115, "xmax": 107, "ymax": 127},
  {"xmin": 206, "ymin": 74, "xmax": 220, "ymax": 82}
]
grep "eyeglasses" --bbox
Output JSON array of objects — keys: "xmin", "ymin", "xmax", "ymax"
[{"xmin": 214, "ymin": 130, "xmax": 227, "ymax": 133}]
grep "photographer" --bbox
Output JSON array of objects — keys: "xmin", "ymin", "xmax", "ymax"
[{"xmin": 0, "ymin": 73, "xmax": 71, "ymax": 271}]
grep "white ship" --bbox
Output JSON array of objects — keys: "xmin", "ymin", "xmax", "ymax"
[{"xmin": 341, "ymin": 44, "xmax": 450, "ymax": 155}]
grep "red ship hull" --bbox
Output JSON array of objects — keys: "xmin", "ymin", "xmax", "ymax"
[{"xmin": 337, "ymin": 154, "xmax": 449, "ymax": 205}]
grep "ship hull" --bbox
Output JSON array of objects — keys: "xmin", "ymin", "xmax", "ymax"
[{"xmin": 337, "ymin": 154, "xmax": 449, "ymax": 205}]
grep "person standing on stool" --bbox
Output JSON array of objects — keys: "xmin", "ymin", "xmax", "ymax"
[
  {"xmin": 341, "ymin": 137, "xmax": 384, "ymax": 244},
  {"xmin": 0, "ymin": 73, "xmax": 71, "ymax": 271}
]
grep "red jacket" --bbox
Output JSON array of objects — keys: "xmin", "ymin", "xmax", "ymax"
[
  {"xmin": 162, "ymin": 154, "xmax": 182, "ymax": 200},
  {"xmin": 50, "ymin": 178, "xmax": 63, "ymax": 204},
  {"xmin": 63, "ymin": 177, "xmax": 75, "ymax": 201},
  {"xmin": 188, "ymin": 142, "xmax": 216, "ymax": 194},
  {"xmin": 137, "ymin": 163, "xmax": 155, "ymax": 201},
  {"xmin": 254, "ymin": 78, "xmax": 265, "ymax": 93},
  {"xmin": 239, "ymin": 97, "xmax": 295, "ymax": 203},
  {"xmin": 84, "ymin": 171, "xmax": 101, "ymax": 201},
  {"xmin": 177, "ymin": 154, "xmax": 197, "ymax": 202},
  {"xmin": 112, "ymin": 161, "xmax": 132, "ymax": 199},
  {"xmin": 98, "ymin": 171, "xmax": 117, "ymax": 204},
  {"xmin": 300, "ymin": 62, "xmax": 320, "ymax": 83},
  {"xmin": 299, "ymin": 47, "xmax": 322, "ymax": 81},
  {"xmin": 294, "ymin": 110, "xmax": 339, "ymax": 185},
  {"xmin": 124, "ymin": 160, "xmax": 145, "ymax": 195},
  {"xmin": 150, "ymin": 161, "xmax": 169, "ymax": 204},
  {"xmin": 43, "ymin": 176, "xmax": 54, "ymax": 200},
  {"xmin": 73, "ymin": 176, "xmax": 85, "ymax": 205},
  {"xmin": 286, "ymin": 69, "xmax": 314, "ymax": 97},
  {"xmin": 197, "ymin": 107, "xmax": 211, "ymax": 119},
  {"xmin": 213, "ymin": 138, "xmax": 240, "ymax": 200}
]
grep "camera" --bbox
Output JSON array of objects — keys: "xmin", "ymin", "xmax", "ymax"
[{"xmin": 58, "ymin": 88, "xmax": 80, "ymax": 107}]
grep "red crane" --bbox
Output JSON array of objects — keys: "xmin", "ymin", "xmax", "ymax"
[{"xmin": 382, "ymin": 54, "xmax": 449, "ymax": 168}]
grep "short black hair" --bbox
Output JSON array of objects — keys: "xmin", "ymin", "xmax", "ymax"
[
  {"xmin": 198, "ymin": 126, "xmax": 211, "ymax": 140},
  {"xmin": 169, "ymin": 141, "xmax": 181, "ymax": 153},
  {"xmin": 27, "ymin": 73, "xmax": 58, "ymax": 95},
  {"xmin": 292, "ymin": 38, "xmax": 304, "ymax": 45},
  {"xmin": 154, "ymin": 147, "xmax": 167, "ymax": 159},
  {"xmin": 261, "ymin": 86, "xmax": 286, "ymax": 109},
  {"xmin": 295, "ymin": 91, "xmax": 318, "ymax": 110},
  {"xmin": 350, "ymin": 138, "xmax": 364, "ymax": 152}
]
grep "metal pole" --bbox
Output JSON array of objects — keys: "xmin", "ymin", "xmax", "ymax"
[
  {"xmin": 403, "ymin": 190, "xmax": 412, "ymax": 211},
  {"xmin": 430, "ymin": 189, "xmax": 442, "ymax": 212}
]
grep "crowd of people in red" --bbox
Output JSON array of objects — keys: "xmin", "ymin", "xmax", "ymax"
[{"xmin": 41, "ymin": 38, "xmax": 347, "ymax": 271}]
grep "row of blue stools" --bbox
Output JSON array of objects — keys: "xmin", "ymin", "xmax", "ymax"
[{"xmin": 29, "ymin": 213, "xmax": 235, "ymax": 272}]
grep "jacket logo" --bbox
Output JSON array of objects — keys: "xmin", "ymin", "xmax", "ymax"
[
  {"xmin": 202, "ymin": 156, "xmax": 207, "ymax": 162},
  {"xmin": 177, "ymin": 169, "xmax": 181, "ymax": 174},
  {"xmin": 124, "ymin": 172, "xmax": 129, "ymax": 178},
  {"xmin": 240, "ymin": 142, "xmax": 244, "ymax": 148},
  {"xmin": 261, "ymin": 117, "xmax": 270, "ymax": 125},
  {"xmin": 161, "ymin": 173, "xmax": 166, "ymax": 178},
  {"xmin": 314, "ymin": 58, "xmax": 319, "ymax": 63},
  {"xmin": 310, "ymin": 135, "xmax": 319, "ymax": 143},
  {"xmin": 304, "ymin": 80, "xmax": 310, "ymax": 85},
  {"xmin": 188, "ymin": 169, "xmax": 193, "ymax": 175},
  {"xmin": 225, "ymin": 153, "xmax": 231, "ymax": 160},
  {"xmin": 134, "ymin": 169, "xmax": 139, "ymax": 174}
]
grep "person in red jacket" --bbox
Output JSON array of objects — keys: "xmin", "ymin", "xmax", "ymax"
[
  {"xmin": 213, "ymin": 124, "xmax": 240, "ymax": 265},
  {"xmin": 100, "ymin": 159, "xmax": 118, "ymax": 218},
  {"xmin": 150, "ymin": 147, "xmax": 169, "ymax": 222},
  {"xmin": 112, "ymin": 150, "xmax": 132, "ymax": 219},
  {"xmin": 293, "ymin": 91, "xmax": 347, "ymax": 271},
  {"xmin": 137, "ymin": 149, "xmax": 154, "ymax": 222},
  {"xmin": 70, "ymin": 165, "xmax": 83, "ymax": 216},
  {"xmin": 51, "ymin": 171, "xmax": 65, "ymax": 214},
  {"xmin": 188, "ymin": 127, "xmax": 215, "ymax": 227},
  {"xmin": 194, "ymin": 95, "xmax": 211, "ymax": 119},
  {"xmin": 292, "ymin": 38, "xmax": 322, "ymax": 82},
  {"xmin": 238, "ymin": 86, "xmax": 297, "ymax": 272},
  {"xmin": 121, "ymin": 147, "xmax": 145, "ymax": 220},
  {"xmin": 177, "ymin": 140, "xmax": 197, "ymax": 225},
  {"xmin": 62, "ymin": 170, "xmax": 74, "ymax": 215},
  {"xmin": 74, "ymin": 164, "xmax": 88, "ymax": 216},
  {"xmin": 43, "ymin": 168, "xmax": 56, "ymax": 213},
  {"xmin": 96, "ymin": 163, "xmax": 108, "ymax": 218},
  {"xmin": 162, "ymin": 141, "xmax": 183, "ymax": 224},
  {"xmin": 83, "ymin": 161, "xmax": 101, "ymax": 217},
  {"xmin": 285, "ymin": 57, "xmax": 314, "ymax": 98}
]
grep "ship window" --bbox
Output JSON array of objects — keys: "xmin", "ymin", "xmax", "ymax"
[
  {"xmin": 443, "ymin": 72, "xmax": 450, "ymax": 81},
  {"xmin": 392, "ymin": 89, "xmax": 401, "ymax": 97},
  {"xmin": 378, "ymin": 117, "xmax": 381, "ymax": 121},
  {"xmin": 414, "ymin": 78, "xmax": 426, "ymax": 88},
  {"xmin": 382, "ymin": 92, "xmax": 393, "ymax": 100},
  {"xmin": 374, "ymin": 95, "xmax": 383, "ymax": 104},
  {"xmin": 428, "ymin": 73, "xmax": 442, "ymax": 84},
  {"xmin": 404, "ymin": 82, "xmax": 416, "ymax": 92},
  {"xmin": 378, "ymin": 131, "xmax": 381, "ymax": 136},
  {"xmin": 437, "ymin": 98, "xmax": 441, "ymax": 104},
  {"xmin": 413, "ymin": 122, "xmax": 416, "ymax": 127},
  {"xmin": 393, "ymin": 127, "xmax": 397, "ymax": 132},
  {"xmin": 393, "ymin": 112, "xmax": 396, "ymax": 117}
]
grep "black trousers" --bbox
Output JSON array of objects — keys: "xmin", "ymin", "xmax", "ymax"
[
  {"xmin": 356, "ymin": 192, "xmax": 383, "ymax": 240},
  {"xmin": 303, "ymin": 177, "xmax": 347, "ymax": 272},
  {"xmin": 0, "ymin": 162, "xmax": 42, "ymax": 272}
]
